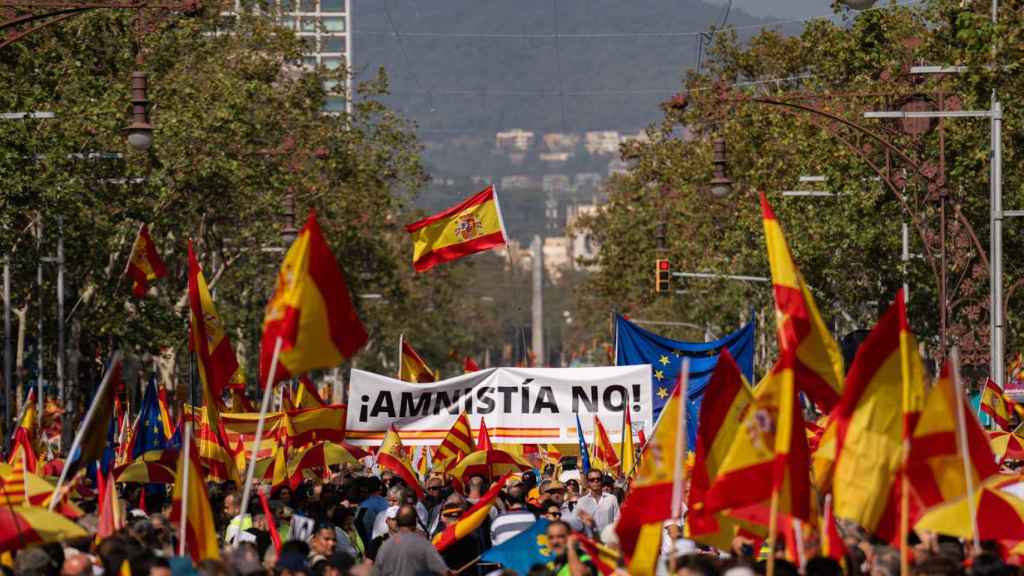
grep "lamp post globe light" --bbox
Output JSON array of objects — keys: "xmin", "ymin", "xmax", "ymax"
[
  {"xmin": 125, "ymin": 71, "xmax": 154, "ymax": 151},
  {"xmin": 709, "ymin": 137, "xmax": 733, "ymax": 198},
  {"xmin": 839, "ymin": 0, "xmax": 878, "ymax": 9}
]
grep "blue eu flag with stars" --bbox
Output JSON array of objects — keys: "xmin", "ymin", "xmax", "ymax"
[
  {"xmin": 615, "ymin": 314, "xmax": 755, "ymax": 446},
  {"xmin": 131, "ymin": 375, "xmax": 170, "ymax": 460}
]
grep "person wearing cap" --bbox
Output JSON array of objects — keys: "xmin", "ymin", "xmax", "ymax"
[
  {"xmin": 575, "ymin": 470, "xmax": 619, "ymax": 535},
  {"xmin": 543, "ymin": 481, "xmax": 583, "ymax": 531},
  {"xmin": 436, "ymin": 501, "xmax": 482, "ymax": 572},
  {"xmin": 375, "ymin": 505, "xmax": 452, "ymax": 576},
  {"xmin": 366, "ymin": 505, "xmax": 400, "ymax": 561}
]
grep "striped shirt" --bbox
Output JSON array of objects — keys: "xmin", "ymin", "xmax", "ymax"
[{"xmin": 490, "ymin": 509, "xmax": 538, "ymax": 545}]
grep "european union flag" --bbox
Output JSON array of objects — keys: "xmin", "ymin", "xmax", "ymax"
[
  {"xmin": 575, "ymin": 414, "xmax": 591, "ymax": 475},
  {"xmin": 481, "ymin": 519, "xmax": 553, "ymax": 574},
  {"xmin": 132, "ymin": 375, "xmax": 170, "ymax": 460},
  {"xmin": 615, "ymin": 314, "xmax": 755, "ymax": 445}
]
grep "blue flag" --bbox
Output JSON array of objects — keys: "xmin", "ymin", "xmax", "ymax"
[
  {"xmin": 615, "ymin": 314, "xmax": 755, "ymax": 446},
  {"xmin": 481, "ymin": 519, "xmax": 554, "ymax": 574},
  {"xmin": 575, "ymin": 414, "xmax": 591, "ymax": 475},
  {"xmin": 131, "ymin": 375, "xmax": 170, "ymax": 460}
]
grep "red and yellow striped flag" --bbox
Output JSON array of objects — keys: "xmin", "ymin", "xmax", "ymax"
[
  {"xmin": 126, "ymin": 224, "xmax": 167, "ymax": 299},
  {"xmin": 8, "ymin": 389, "xmax": 37, "ymax": 474},
  {"xmin": 703, "ymin": 353, "xmax": 813, "ymax": 525},
  {"xmin": 172, "ymin": 435, "xmax": 220, "ymax": 563},
  {"xmin": 377, "ymin": 426, "xmax": 423, "ymax": 499},
  {"xmin": 405, "ymin": 185, "xmax": 508, "ymax": 273},
  {"xmin": 621, "ymin": 408, "xmax": 635, "ymax": 476},
  {"xmin": 399, "ymin": 339, "xmax": 438, "ymax": 383},
  {"xmin": 476, "ymin": 419, "xmax": 493, "ymax": 452},
  {"xmin": 157, "ymin": 386, "xmax": 174, "ymax": 440},
  {"xmin": 295, "ymin": 376, "xmax": 327, "ymax": 409},
  {"xmin": 828, "ymin": 291, "xmax": 925, "ymax": 543},
  {"xmin": 576, "ymin": 534, "xmax": 621, "ymax": 576},
  {"xmin": 433, "ymin": 413, "xmax": 475, "ymax": 471},
  {"xmin": 592, "ymin": 415, "xmax": 619, "ymax": 470},
  {"xmin": 761, "ymin": 192, "xmax": 844, "ymax": 411},
  {"xmin": 433, "ymin": 473, "xmax": 510, "ymax": 551},
  {"xmin": 261, "ymin": 211, "xmax": 367, "ymax": 385},
  {"xmin": 687, "ymin": 350, "xmax": 755, "ymax": 550}
]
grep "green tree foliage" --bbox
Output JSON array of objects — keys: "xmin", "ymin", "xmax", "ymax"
[
  {"xmin": 574, "ymin": 0, "xmax": 1022, "ymax": 379},
  {"xmin": 0, "ymin": 2, "xmax": 509, "ymax": 410}
]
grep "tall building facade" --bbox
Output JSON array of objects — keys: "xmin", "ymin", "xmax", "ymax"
[{"xmin": 277, "ymin": 0, "xmax": 351, "ymax": 112}]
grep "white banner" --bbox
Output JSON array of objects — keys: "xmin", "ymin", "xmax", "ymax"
[{"xmin": 345, "ymin": 365, "xmax": 652, "ymax": 445}]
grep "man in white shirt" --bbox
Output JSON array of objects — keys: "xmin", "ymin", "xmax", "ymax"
[{"xmin": 574, "ymin": 470, "xmax": 619, "ymax": 535}]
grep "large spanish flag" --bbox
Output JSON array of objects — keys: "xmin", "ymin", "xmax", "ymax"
[
  {"xmin": 829, "ymin": 291, "xmax": 926, "ymax": 542},
  {"xmin": 687, "ymin": 350, "xmax": 754, "ymax": 550},
  {"xmin": 126, "ymin": 224, "xmax": 167, "ymax": 299},
  {"xmin": 761, "ymin": 192, "xmax": 844, "ymax": 411},
  {"xmin": 261, "ymin": 211, "xmax": 368, "ymax": 385},
  {"xmin": 703, "ymin": 353, "xmax": 812, "ymax": 525},
  {"xmin": 405, "ymin": 185, "xmax": 508, "ymax": 273},
  {"xmin": 907, "ymin": 360, "xmax": 998, "ymax": 512},
  {"xmin": 188, "ymin": 242, "xmax": 239, "ymax": 401},
  {"xmin": 399, "ymin": 338, "xmax": 438, "ymax": 383}
]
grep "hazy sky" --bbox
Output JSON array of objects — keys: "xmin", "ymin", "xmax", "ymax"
[{"xmin": 704, "ymin": 0, "xmax": 837, "ymax": 19}]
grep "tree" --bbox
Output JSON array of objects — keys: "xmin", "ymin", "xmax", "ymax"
[{"xmin": 574, "ymin": 0, "xmax": 1022, "ymax": 382}]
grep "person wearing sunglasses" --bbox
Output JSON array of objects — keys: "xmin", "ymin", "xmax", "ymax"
[
  {"xmin": 542, "ymin": 481, "xmax": 583, "ymax": 531},
  {"xmin": 575, "ymin": 470, "xmax": 619, "ymax": 534}
]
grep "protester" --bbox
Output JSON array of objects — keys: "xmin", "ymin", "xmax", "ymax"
[
  {"xmin": 375, "ymin": 505, "xmax": 452, "ymax": 576},
  {"xmin": 490, "ymin": 489, "xmax": 537, "ymax": 545},
  {"xmin": 575, "ymin": 470, "xmax": 619, "ymax": 534}
]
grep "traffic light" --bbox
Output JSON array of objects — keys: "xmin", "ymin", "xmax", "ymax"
[{"xmin": 655, "ymin": 258, "xmax": 670, "ymax": 293}]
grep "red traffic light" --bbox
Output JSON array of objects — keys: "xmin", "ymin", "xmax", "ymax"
[{"xmin": 658, "ymin": 259, "xmax": 670, "ymax": 271}]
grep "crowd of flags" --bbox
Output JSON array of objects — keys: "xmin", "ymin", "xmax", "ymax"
[{"xmin": 9, "ymin": 182, "xmax": 1024, "ymax": 571}]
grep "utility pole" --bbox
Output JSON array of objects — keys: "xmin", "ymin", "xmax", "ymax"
[
  {"xmin": 531, "ymin": 235, "xmax": 544, "ymax": 367},
  {"xmin": 35, "ymin": 217, "xmax": 43, "ymax": 422},
  {"xmin": 56, "ymin": 218, "xmax": 64, "ymax": 404},
  {"xmin": 3, "ymin": 258, "xmax": 9, "ymax": 452}
]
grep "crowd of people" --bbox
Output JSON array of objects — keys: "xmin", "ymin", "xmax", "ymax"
[{"xmin": 9, "ymin": 462, "xmax": 1020, "ymax": 576}]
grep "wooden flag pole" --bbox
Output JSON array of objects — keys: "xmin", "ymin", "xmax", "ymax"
[
  {"xmin": 50, "ymin": 350, "xmax": 121, "ymax": 510},
  {"xmin": 899, "ymin": 465, "xmax": 910, "ymax": 575},
  {"xmin": 236, "ymin": 336, "xmax": 283, "ymax": 534},
  {"xmin": 178, "ymin": 421, "xmax": 192, "ymax": 557},
  {"xmin": 950, "ymin": 347, "xmax": 981, "ymax": 550}
]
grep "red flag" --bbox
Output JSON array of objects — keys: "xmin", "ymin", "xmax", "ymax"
[
  {"xmin": 125, "ymin": 224, "xmax": 167, "ymax": 298},
  {"xmin": 477, "ymin": 419, "xmax": 493, "ymax": 451},
  {"xmin": 464, "ymin": 356, "xmax": 480, "ymax": 373}
]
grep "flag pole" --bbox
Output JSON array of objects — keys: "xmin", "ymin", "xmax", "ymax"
[
  {"xmin": 767, "ymin": 487, "xmax": 780, "ymax": 576},
  {"xmin": 950, "ymin": 346, "xmax": 981, "ymax": 550},
  {"xmin": 668, "ymin": 359, "xmax": 689, "ymax": 575},
  {"xmin": 618, "ymin": 403, "xmax": 627, "ymax": 478},
  {"xmin": 237, "ymin": 336, "xmax": 283, "ymax": 531},
  {"xmin": 50, "ymin": 350, "xmax": 121, "ymax": 510},
  {"xmin": 397, "ymin": 334, "xmax": 404, "ymax": 380},
  {"xmin": 178, "ymin": 420, "xmax": 192, "ymax": 557}
]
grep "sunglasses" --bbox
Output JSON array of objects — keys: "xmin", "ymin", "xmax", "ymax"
[
  {"xmin": 588, "ymin": 477, "xmax": 602, "ymax": 482},
  {"xmin": 427, "ymin": 486, "xmax": 442, "ymax": 491},
  {"xmin": 547, "ymin": 511, "xmax": 561, "ymax": 517},
  {"xmin": 546, "ymin": 489, "xmax": 564, "ymax": 494}
]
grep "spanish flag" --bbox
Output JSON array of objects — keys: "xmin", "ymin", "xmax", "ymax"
[
  {"xmin": 620, "ymin": 408, "xmax": 635, "ymax": 476},
  {"xmin": 295, "ymin": 376, "xmax": 327, "ymax": 409},
  {"xmin": 261, "ymin": 211, "xmax": 367, "ymax": 385},
  {"xmin": 761, "ymin": 192, "xmax": 844, "ymax": 411},
  {"xmin": 125, "ymin": 224, "xmax": 167, "ymax": 299},
  {"xmin": 703, "ymin": 353, "xmax": 812, "ymax": 525},
  {"xmin": 906, "ymin": 360, "xmax": 998, "ymax": 511},
  {"xmin": 399, "ymin": 337, "xmax": 438, "ymax": 383},
  {"xmin": 172, "ymin": 427, "xmax": 220, "ymax": 563},
  {"xmin": 464, "ymin": 356, "xmax": 480, "ymax": 373},
  {"xmin": 981, "ymin": 378, "xmax": 1019, "ymax": 431},
  {"xmin": 433, "ymin": 473, "xmax": 510, "ymax": 551},
  {"xmin": 433, "ymin": 412, "xmax": 475, "ymax": 471},
  {"xmin": 9, "ymin": 388, "xmax": 37, "ymax": 474},
  {"xmin": 687, "ymin": 350, "xmax": 754, "ymax": 550},
  {"xmin": 376, "ymin": 426, "xmax": 423, "ymax": 499},
  {"xmin": 616, "ymin": 374, "xmax": 685, "ymax": 576},
  {"xmin": 592, "ymin": 415, "xmax": 619, "ymax": 471},
  {"xmin": 477, "ymin": 419, "xmax": 493, "ymax": 451},
  {"xmin": 828, "ymin": 291, "xmax": 926, "ymax": 542},
  {"xmin": 188, "ymin": 241, "xmax": 239, "ymax": 401},
  {"xmin": 405, "ymin": 185, "xmax": 508, "ymax": 273}
]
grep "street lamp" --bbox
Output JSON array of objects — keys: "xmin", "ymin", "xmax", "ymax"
[
  {"xmin": 709, "ymin": 137, "xmax": 733, "ymax": 198},
  {"xmin": 125, "ymin": 71, "xmax": 153, "ymax": 151},
  {"xmin": 839, "ymin": 0, "xmax": 877, "ymax": 9}
]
